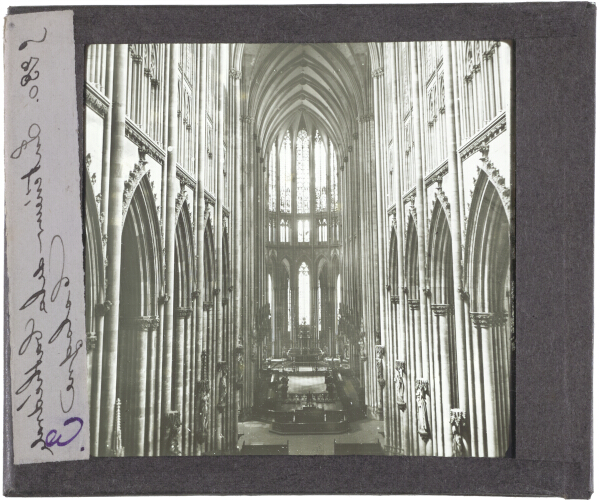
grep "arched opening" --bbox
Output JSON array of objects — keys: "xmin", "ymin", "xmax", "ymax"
[
  {"xmin": 465, "ymin": 172, "xmax": 511, "ymax": 457},
  {"xmin": 172, "ymin": 202, "xmax": 194, "ymax": 455},
  {"xmin": 428, "ymin": 200, "xmax": 458, "ymax": 457},
  {"xmin": 117, "ymin": 174, "xmax": 162, "ymax": 457},
  {"xmin": 84, "ymin": 169, "xmax": 105, "ymax": 457}
]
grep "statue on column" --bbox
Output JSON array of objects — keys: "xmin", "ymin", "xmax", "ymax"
[
  {"xmin": 236, "ymin": 351, "xmax": 244, "ymax": 389},
  {"xmin": 416, "ymin": 379, "xmax": 430, "ymax": 440},
  {"xmin": 165, "ymin": 410, "xmax": 182, "ymax": 456},
  {"xmin": 450, "ymin": 409, "xmax": 469, "ymax": 457},
  {"xmin": 218, "ymin": 363, "xmax": 228, "ymax": 409},
  {"xmin": 394, "ymin": 361, "xmax": 406, "ymax": 410}
]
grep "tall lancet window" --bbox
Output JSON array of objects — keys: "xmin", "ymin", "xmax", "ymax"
[
  {"xmin": 296, "ymin": 129, "xmax": 310, "ymax": 213},
  {"xmin": 315, "ymin": 130, "xmax": 327, "ymax": 212},
  {"xmin": 287, "ymin": 277, "xmax": 291, "ymax": 333},
  {"xmin": 330, "ymin": 139, "xmax": 338, "ymax": 211},
  {"xmin": 268, "ymin": 143, "xmax": 276, "ymax": 212},
  {"xmin": 318, "ymin": 280, "xmax": 322, "ymax": 333},
  {"xmin": 298, "ymin": 262, "xmax": 310, "ymax": 325},
  {"xmin": 280, "ymin": 131, "xmax": 292, "ymax": 213}
]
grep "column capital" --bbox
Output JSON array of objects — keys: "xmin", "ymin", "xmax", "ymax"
[
  {"xmin": 124, "ymin": 315, "xmax": 160, "ymax": 330},
  {"xmin": 175, "ymin": 307, "xmax": 193, "ymax": 319},
  {"xmin": 470, "ymin": 311, "xmax": 494, "ymax": 328},
  {"xmin": 408, "ymin": 299, "xmax": 420, "ymax": 311},
  {"xmin": 203, "ymin": 301, "xmax": 213, "ymax": 311},
  {"xmin": 416, "ymin": 378, "xmax": 429, "ymax": 394},
  {"xmin": 371, "ymin": 67, "xmax": 384, "ymax": 79},
  {"xmin": 450, "ymin": 408, "xmax": 466, "ymax": 426},
  {"xmin": 229, "ymin": 68, "xmax": 242, "ymax": 80},
  {"xmin": 431, "ymin": 304, "xmax": 451, "ymax": 316},
  {"xmin": 86, "ymin": 331, "xmax": 97, "ymax": 353}
]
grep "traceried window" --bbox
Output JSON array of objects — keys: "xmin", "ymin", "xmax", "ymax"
[
  {"xmin": 318, "ymin": 218, "xmax": 328, "ymax": 242},
  {"xmin": 280, "ymin": 131, "xmax": 292, "ymax": 213},
  {"xmin": 287, "ymin": 277, "xmax": 291, "ymax": 333},
  {"xmin": 269, "ymin": 217, "xmax": 275, "ymax": 242},
  {"xmin": 269, "ymin": 143, "xmax": 276, "ymax": 212},
  {"xmin": 298, "ymin": 262, "xmax": 310, "ymax": 325},
  {"xmin": 315, "ymin": 130, "xmax": 327, "ymax": 212},
  {"xmin": 280, "ymin": 219, "xmax": 290, "ymax": 243},
  {"xmin": 296, "ymin": 129, "xmax": 310, "ymax": 213},
  {"xmin": 318, "ymin": 280, "xmax": 322, "ymax": 333},
  {"xmin": 330, "ymin": 139, "xmax": 338, "ymax": 211},
  {"xmin": 298, "ymin": 219, "xmax": 310, "ymax": 243}
]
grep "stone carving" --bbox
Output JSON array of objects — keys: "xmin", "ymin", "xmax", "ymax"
[
  {"xmin": 450, "ymin": 409, "xmax": 468, "ymax": 457},
  {"xmin": 125, "ymin": 120, "xmax": 165, "ymax": 166},
  {"xmin": 459, "ymin": 112, "xmax": 506, "ymax": 162},
  {"xmin": 217, "ymin": 362, "xmax": 228, "ymax": 410},
  {"xmin": 111, "ymin": 398, "xmax": 125, "ymax": 457},
  {"xmin": 86, "ymin": 331, "xmax": 97, "ymax": 353},
  {"xmin": 394, "ymin": 360, "xmax": 407, "ymax": 410},
  {"xmin": 476, "ymin": 147, "xmax": 511, "ymax": 218},
  {"xmin": 85, "ymin": 84, "xmax": 109, "ymax": 118},
  {"xmin": 416, "ymin": 378, "xmax": 431, "ymax": 440},
  {"xmin": 122, "ymin": 161, "xmax": 148, "ymax": 218},
  {"xmin": 195, "ymin": 379, "xmax": 210, "ymax": 446},
  {"xmin": 375, "ymin": 345, "xmax": 385, "ymax": 388},
  {"xmin": 236, "ymin": 348, "xmax": 244, "ymax": 389},
  {"xmin": 95, "ymin": 301, "xmax": 112, "ymax": 317},
  {"xmin": 175, "ymin": 190, "xmax": 188, "ymax": 219},
  {"xmin": 132, "ymin": 315, "xmax": 160, "ymax": 330},
  {"xmin": 165, "ymin": 410, "xmax": 182, "ymax": 456},
  {"xmin": 470, "ymin": 312, "xmax": 494, "ymax": 329},
  {"xmin": 371, "ymin": 67, "xmax": 384, "ymax": 79}
]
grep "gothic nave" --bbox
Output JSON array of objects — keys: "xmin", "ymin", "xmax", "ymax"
[{"xmin": 84, "ymin": 41, "xmax": 513, "ymax": 457}]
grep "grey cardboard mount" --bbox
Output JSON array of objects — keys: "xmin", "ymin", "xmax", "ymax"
[{"xmin": 4, "ymin": 4, "xmax": 594, "ymax": 498}]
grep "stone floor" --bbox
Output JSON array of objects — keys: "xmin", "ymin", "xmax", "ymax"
[{"xmin": 238, "ymin": 418, "xmax": 383, "ymax": 455}]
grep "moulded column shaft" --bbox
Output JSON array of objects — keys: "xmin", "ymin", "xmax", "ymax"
[
  {"xmin": 132, "ymin": 318, "xmax": 150, "ymax": 456},
  {"xmin": 161, "ymin": 43, "xmax": 180, "ymax": 452},
  {"xmin": 99, "ymin": 44, "xmax": 130, "ymax": 456}
]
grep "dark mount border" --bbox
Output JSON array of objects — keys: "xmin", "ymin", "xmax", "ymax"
[{"xmin": 4, "ymin": 4, "xmax": 594, "ymax": 498}]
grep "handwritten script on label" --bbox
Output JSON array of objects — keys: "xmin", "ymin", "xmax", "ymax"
[{"xmin": 5, "ymin": 10, "xmax": 89, "ymax": 464}]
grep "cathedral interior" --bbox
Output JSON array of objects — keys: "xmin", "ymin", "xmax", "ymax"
[{"xmin": 84, "ymin": 42, "xmax": 513, "ymax": 457}]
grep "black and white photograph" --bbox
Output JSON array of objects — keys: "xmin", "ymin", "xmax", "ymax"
[{"xmin": 84, "ymin": 41, "xmax": 513, "ymax": 458}]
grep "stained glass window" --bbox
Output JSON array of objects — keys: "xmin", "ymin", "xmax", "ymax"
[
  {"xmin": 287, "ymin": 277, "xmax": 291, "ymax": 333},
  {"xmin": 318, "ymin": 218, "xmax": 328, "ymax": 242},
  {"xmin": 318, "ymin": 280, "xmax": 322, "ymax": 333},
  {"xmin": 315, "ymin": 130, "xmax": 327, "ymax": 212},
  {"xmin": 269, "ymin": 143, "xmax": 276, "ymax": 212},
  {"xmin": 299, "ymin": 262, "xmax": 310, "ymax": 325},
  {"xmin": 280, "ymin": 219, "xmax": 290, "ymax": 243},
  {"xmin": 296, "ymin": 129, "xmax": 310, "ymax": 213},
  {"xmin": 280, "ymin": 131, "xmax": 291, "ymax": 213},
  {"xmin": 330, "ymin": 139, "xmax": 338, "ymax": 211},
  {"xmin": 298, "ymin": 219, "xmax": 310, "ymax": 243}
]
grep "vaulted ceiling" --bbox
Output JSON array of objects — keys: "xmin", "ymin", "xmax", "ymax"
[{"xmin": 241, "ymin": 43, "xmax": 373, "ymax": 158}]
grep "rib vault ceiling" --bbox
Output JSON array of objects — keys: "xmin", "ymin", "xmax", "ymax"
[{"xmin": 240, "ymin": 43, "xmax": 373, "ymax": 158}]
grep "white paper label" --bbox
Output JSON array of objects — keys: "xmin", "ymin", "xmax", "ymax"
[{"xmin": 5, "ymin": 10, "xmax": 89, "ymax": 464}]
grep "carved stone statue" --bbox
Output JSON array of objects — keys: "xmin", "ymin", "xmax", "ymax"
[
  {"xmin": 416, "ymin": 379, "xmax": 430, "ymax": 440},
  {"xmin": 166, "ymin": 411, "xmax": 182, "ymax": 456},
  {"xmin": 280, "ymin": 375, "xmax": 289, "ymax": 400},
  {"xmin": 236, "ymin": 352, "xmax": 244, "ymax": 388},
  {"xmin": 450, "ymin": 409, "xmax": 468, "ymax": 457},
  {"xmin": 394, "ymin": 361, "xmax": 406, "ymax": 409},
  {"xmin": 218, "ymin": 365, "xmax": 228, "ymax": 408}
]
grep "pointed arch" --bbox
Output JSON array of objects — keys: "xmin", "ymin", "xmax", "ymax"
[
  {"xmin": 428, "ymin": 199, "xmax": 453, "ymax": 304},
  {"xmin": 388, "ymin": 228, "xmax": 399, "ymax": 296},
  {"xmin": 464, "ymin": 171, "xmax": 511, "ymax": 312},
  {"xmin": 405, "ymin": 214, "xmax": 419, "ymax": 299},
  {"xmin": 174, "ymin": 200, "xmax": 194, "ymax": 309}
]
